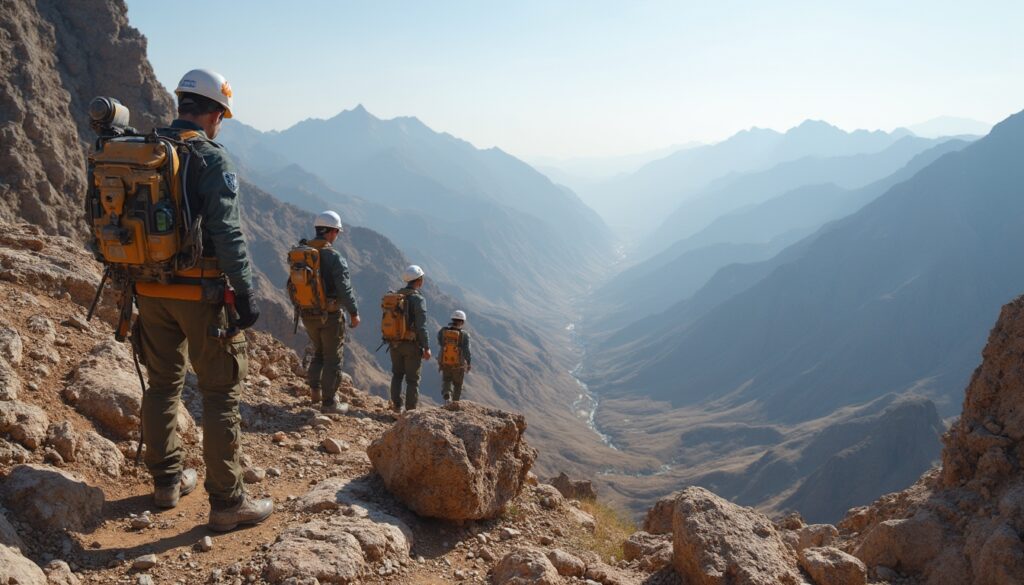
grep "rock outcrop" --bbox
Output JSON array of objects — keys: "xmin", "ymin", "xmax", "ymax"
[
  {"xmin": 367, "ymin": 401, "xmax": 537, "ymax": 520},
  {"xmin": 0, "ymin": 464, "xmax": 104, "ymax": 531},
  {"xmin": 0, "ymin": 0, "xmax": 174, "ymax": 239},
  {"xmin": 549, "ymin": 471, "xmax": 597, "ymax": 500},
  {"xmin": 671, "ymin": 487, "xmax": 802, "ymax": 585},
  {"xmin": 493, "ymin": 548, "xmax": 561, "ymax": 585},
  {"xmin": 839, "ymin": 295, "xmax": 1024, "ymax": 584}
]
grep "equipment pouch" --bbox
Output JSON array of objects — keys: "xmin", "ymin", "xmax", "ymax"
[{"xmin": 201, "ymin": 279, "xmax": 226, "ymax": 304}]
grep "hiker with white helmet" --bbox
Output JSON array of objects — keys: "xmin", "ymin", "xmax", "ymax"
[
  {"xmin": 286, "ymin": 211, "xmax": 360, "ymax": 415},
  {"xmin": 438, "ymin": 309, "xmax": 472, "ymax": 404},
  {"xmin": 380, "ymin": 265, "xmax": 431, "ymax": 412},
  {"xmin": 135, "ymin": 68, "xmax": 271, "ymax": 532}
]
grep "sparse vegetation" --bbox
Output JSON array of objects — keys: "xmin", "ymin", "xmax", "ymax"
[{"xmin": 578, "ymin": 499, "xmax": 637, "ymax": 562}]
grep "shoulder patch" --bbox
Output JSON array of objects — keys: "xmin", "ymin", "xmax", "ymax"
[{"xmin": 223, "ymin": 171, "xmax": 239, "ymax": 193}]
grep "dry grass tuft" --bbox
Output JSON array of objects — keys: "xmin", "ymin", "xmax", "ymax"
[{"xmin": 578, "ymin": 499, "xmax": 637, "ymax": 562}]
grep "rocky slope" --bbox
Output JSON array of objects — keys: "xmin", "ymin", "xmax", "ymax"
[
  {"xmin": 0, "ymin": 220, "xmax": 660, "ymax": 585},
  {"xmin": 832, "ymin": 294, "xmax": 1024, "ymax": 584},
  {"xmin": 0, "ymin": 0, "xmax": 174, "ymax": 238},
  {"xmin": 0, "ymin": 0, "xmax": 631, "ymax": 487}
]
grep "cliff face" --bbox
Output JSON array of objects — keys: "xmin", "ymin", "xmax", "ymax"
[
  {"xmin": 0, "ymin": 0, "xmax": 174, "ymax": 239},
  {"xmin": 839, "ymin": 295, "xmax": 1024, "ymax": 584}
]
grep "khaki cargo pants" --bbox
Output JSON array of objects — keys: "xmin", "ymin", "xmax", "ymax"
[
  {"xmin": 441, "ymin": 366, "xmax": 466, "ymax": 401},
  {"xmin": 302, "ymin": 311, "xmax": 346, "ymax": 405},
  {"xmin": 137, "ymin": 295, "xmax": 247, "ymax": 507},
  {"xmin": 389, "ymin": 341, "xmax": 423, "ymax": 410}
]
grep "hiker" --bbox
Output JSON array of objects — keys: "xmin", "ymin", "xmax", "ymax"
[
  {"xmin": 134, "ymin": 69, "xmax": 272, "ymax": 531},
  {"xmin": 382, "ymin": 265, "xmax": 431, "ymax": 412},
  {"xmin": 288, "ymin": 211, "xmax": 360, "ymax": 414},
  {"xmin": 438, "ymin": 310, "xmax": 472, "ymax": 404}
]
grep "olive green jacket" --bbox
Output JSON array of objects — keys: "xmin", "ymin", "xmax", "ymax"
[
  {"xmin": 309, "ymin": 236, "xmax": 359, "ymax": 317},
  {"xmin": 166, "ymin": 119, "xmax": 254, "ymax": 296},
  {"xmin": 399, "ymin": 286, "xmax": 430, "ymax": 351}
]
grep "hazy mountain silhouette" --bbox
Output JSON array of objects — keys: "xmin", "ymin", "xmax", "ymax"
[
  {"xmin": 907, "ymin": 115, "xmax": 991, "ymax": 138},
  {"xmin": 642, "ymin": 135, "xmax": 951, "ymax": 255},
  {"xmin": 220, "ymin": 112, "xmax": 612, "ymax": 310},
  {"xmin": 587, "ymin": 109, "xmax": 1024, "ymax": 424},
  {"xmin": 587, "ymin": 139, "xmax": 971, "ymax": 331},
  {"xmin": 581, "ymin": 120, "xmax": 912, "ymax": 233}
]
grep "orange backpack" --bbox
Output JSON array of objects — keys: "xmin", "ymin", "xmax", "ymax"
[
  {"xmin": 286, "ymin": 239, "xmax": 328, "ymax": 313},
  {"xmin": 440, "ymin": 327, "xmax": 463, "ymax": 367},
  {"xmin": 381, "ymin": 290, "xmax": 415, "ymax": 342}
]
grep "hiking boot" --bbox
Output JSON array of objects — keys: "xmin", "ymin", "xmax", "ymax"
[
  {"xmin": 309, "ymin": 386, "xmax": 322, "ymax": 404},
  {"xmin": 208, "ymin": 495, "xmax": 274, "ymax": 532},
  {"xmin": 321, "ymin": 400, "xmax": 349, "ymax": 415},
  {"xmin": 153, "ymin": 468, "xmax": 198, "ymax": 509},
  {"xmin": 391, "ymin": 402, "xmax": 402, "ymax": 413},
  {"xmin": 443, "ymin": 397, "xmax": 452, "ymax": 406}
]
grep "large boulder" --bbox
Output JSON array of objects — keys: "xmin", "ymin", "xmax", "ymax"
[
  {"xmin": 0, "ymin": 327, "xmax": 23, "ymax": 365},
  {"xmin": 367, "ymin": 401, "xmax": 537, "ymax": 520},
  {"xmin": 0, "ymin": 357, "xmax": 20, "ymax": 400},
  {"xmin": 0, "ymin": 544, "xmax": 47, "ymax": 585},
  {"xmin": 63, "ymin": 341, "xmax": 196, "ymax": 441},
  {"xmin": 549, "ymin": 471, "xmax": 597, "ymax": 500},
  {"xmin": 493, "ymin": 548, "xmax": 561, "ymax": 585},
  {"xmin": 0, "ymin": 399, "xmax": 48, "ymax": 449},
  {"xmin": 672, "ymin": 487, "xmax": 802, "ymax": 585},
  {"xmin": 0, "ymin": 464, "xmax": 104, "ymax": 531},
  {"xmin": 0, "ymin": 509, "xmax": 24, "ymax": 550},
  {"xmin": 799, "ymin": 547, "xmax": 867, "ymax": 585},
  {"xmin": 63, "ymin": 341, "xmax": 142, "ymax": 438},
  {"xmin": 623, "ymin": 531, "xmax": 673, "ymax": 571},
  {"xmin": 46, "ymin": 422, "xmax": 124, "ymax": 477},
  {"xmin": 643, "ymin": 491, "xmax": 679, "ymax": 534},
  {"xmin": 264, "ymin": 477, "xmax": 413, "ymax": 584}
]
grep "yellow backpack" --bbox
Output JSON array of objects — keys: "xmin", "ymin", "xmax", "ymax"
[
  {"xmin": 381, "ymin": 290, "xmax": 416, "ymax": 342},
  {"xmin": 286, "ymin": 239, "xmax": 328, "ymax": 313},
  {"xmin": 87, "ymin": 129, "xmax": 204, "ymax": 283},
  {"xmin": 440, "ymin": 327, "xmax": 463, "ymax": 367}
]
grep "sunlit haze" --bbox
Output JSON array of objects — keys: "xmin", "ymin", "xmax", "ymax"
[{"xmin": 127, "ymin": 1, "xmax": 1021, "ymax": 159}]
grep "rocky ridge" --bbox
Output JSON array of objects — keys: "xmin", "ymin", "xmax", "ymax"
[{"xmin": 0, "ymin": 220, "xmax": 658, "ymax": 584}]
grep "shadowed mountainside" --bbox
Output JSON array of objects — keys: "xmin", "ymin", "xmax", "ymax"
[{"xmin": 588, "ymin": 109, "xmax": 1024, "ymax": 423}]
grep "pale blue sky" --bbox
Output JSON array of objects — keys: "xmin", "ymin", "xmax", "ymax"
[{"xmin": 126, "ymin": 1, "xmax": 1023, "ymax": 159}]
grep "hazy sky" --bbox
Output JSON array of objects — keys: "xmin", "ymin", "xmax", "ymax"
[{"xmin": 126, "ymin": 1, "xmax": 1023, "ymax": 159}]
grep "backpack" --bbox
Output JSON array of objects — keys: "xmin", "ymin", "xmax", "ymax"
[
  {"xmin": 87, "ymin": 129, "xmax": 204, "ymax": 284},
  {"xmin": 286, "ymin": 239, "xmax": 328, "ymax": 313},
  {"xmin": 440, "ymin": 327, "xmax": 463, "ymax": 367},
  {"xmin": 381, "ymin": 290, "xmax": 416, "ymax": 342}
]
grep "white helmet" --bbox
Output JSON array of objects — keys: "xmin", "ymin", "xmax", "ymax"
[
  {"xmin": 402, "ymin": 265, "xmax": 425, "ymax": 282},
  {"xmin": 314, "ymin": 210, "xmax": 343, "ymax": 231},
  {"xmin": 451, "ymin": 310, "xmax": 467, "ymax": 322},
  {"xmin": 175, "ymin": 69, "xmax": 234, "ymax": 118}
]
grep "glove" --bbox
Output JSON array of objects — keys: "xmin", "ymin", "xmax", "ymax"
[{"xmin": 234, "ymin": 292, "xmax": 260, "ymax": 330}]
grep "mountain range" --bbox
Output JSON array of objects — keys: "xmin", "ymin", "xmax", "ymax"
[
  {"xmin": 587, "ymin": 137, "xmax": 971, "ymax": 333},
  {"xmin": 587, "ymin": 108, "xmax": 1024, "ymax": 425},
  {"xmin": 218, "ymin": 111, "xmax": 614, "ymax": 313},
  {"xmin": 576, "ymin": 120, "xmax": 918, "ymax": 234}
]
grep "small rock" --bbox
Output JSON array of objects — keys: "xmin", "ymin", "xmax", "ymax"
[
  {"xmin": 137, "ymin": 575, "xmax": 155, "ymax": 585},
  {"xmin": 130, "ymin": 514, "xmax": 153, "ymax": 530},
  {"xmin": 479, "ymin": 547, "xmax": 496, "ymax": 562},
  {"xmin": 271, "ymin": 431, "xmax": 287, "ymax": 443},
  {"xmin": 132, "ymin": 553, "xmax": 158, "ymax": 570},
  {"xmin": 62, "ymin": 315, "xmax": 90, "ymax": 331},
  {"xmin": 499, "ymin": 527, "xmax": 521, "ymax": 540},
  {"xmin": 267, "ymin": 467, "xmax": 282, "ymax": 478},
  {"xmin": 0, "ymin": 327, "xmax": 23, "ymax": 365},
  {"xmin": 313, "ymin": 415, "xmax": 332, "ymax": 427},
  {"xmin": 243, "ymin": 468, "xmax": 266, "ymax": 483},
  {"xmin": 540, "ymin": 535, "xmax": 554, "ymax": 545},
  {"xmin": 199, "ymin": 536, "xmax": 213, "ymax": 552},
  {"xmin": 321, "ymin": 438, "xmax": 348, "ymax": 454}
]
